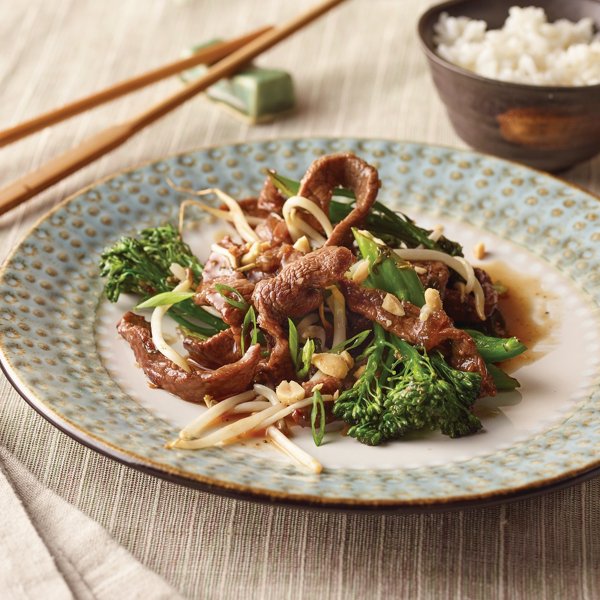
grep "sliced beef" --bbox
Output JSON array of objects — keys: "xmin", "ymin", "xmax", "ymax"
[
  {"xmin": 482, "ymin": 309, "xmax": 508, "ymax": 338},
  {"xmin": 339, "ymin": 280, "xmax": 495, "ymax": 396},
  {"xmin": 340, "ymin": 280, "xmax": 425, "ymax": 343},
  {"xmin": 443, "ymin": 267, "xmax": 505, "ymax": 334},
  {"xmin": 215, "ymin": 236, "xmax": 247, "ymax": 261},
  {"xmin": 201, "ymin": 251, "xmax": 237, "ymax": 283},
  {"xmin": 200, "ymin": 237, "xmax": 249, "ymax": 284},
  {"xmin": 246, "ymin": 242, "xmax": 303, "ymax": 283},
  {"xmin": 415, "ymin": 261, "xmax": 449, "ymax": 294},
  {"xmin": 184, "ymin": 329, "xmax": 240, "ymax": 369},
  {"xmin": 297, "ymin": 153, "xmax": 381, "ymax": 247},
  {"xmin": 257, "ymin": 178, "xmax": 286, "ymax": 214},
  {"xmin": 443, "ymin": 328, "xmax": 495, "ymax": 397},
  {"xmin": 237, "ymin": 197, "xmax": 270, "ymax": 219},
  {"xmin": 302, "ymin": 376, "xmax": 341, "ymax": 396},
  {"xmin": 252, "ymin": 246, "xmax": 354, "ymax": 384},
  {"xmin": 346, "ymin": 310, "xmax": 373, "ymax": 338},
  {"xmin": 117, "ymin": 312, "xmax": 261, "ymax": 402},
  {"xmin": 254, "ymin": 246, "xmax": 354, "ymax": 319},
  {"xmin": 254, "ymin": 214, "xmax": 292, "ymax": 244},
  {"xmin": 194, "ymin": 276, "xmax": 255, "ymax": 328}
]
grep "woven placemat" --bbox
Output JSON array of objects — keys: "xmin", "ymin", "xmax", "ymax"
[{"xmin": 1, "ymin": 1, "xmax": 598, "ymax": 597}]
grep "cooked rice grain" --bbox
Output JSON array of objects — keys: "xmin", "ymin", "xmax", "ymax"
[{"xmin": 434, "ymin": 6, "xmax": 600, "ymax": 86}]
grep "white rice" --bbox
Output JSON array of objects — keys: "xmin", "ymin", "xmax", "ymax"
[{"xmin": 434, "ymin": 6, "xmax": 600, "ymax": 86}]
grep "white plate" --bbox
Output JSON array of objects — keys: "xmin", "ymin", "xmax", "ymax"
[{"xmin": 1, "ymin": 138, "xmax": 599, "ymax": 509}]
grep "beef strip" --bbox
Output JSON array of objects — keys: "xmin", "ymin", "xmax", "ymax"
[
  {"xmin": 184, "ymin": 329, "xmax": 240, "ymax": 369},
  {"xmin": 443, "ymin": 267, "xmax": 507, "ymax": 335},
  {"xmin": 482, "ymin": 309, "xmax": 508, "ymax": 338},
  {"xmin": 246, "ymin": 242, "xmax": 303, "ymax": 283},
  {"xmin": 117, "ymin": 312, "xmax": 261, "ymax": 402},
  {"xmin": 252, "ymin": 246, "xmax": 354, "ymax": 384},
  {"xmin": 339, "ymin": 280, "xmax": 495, "ymax": 396},
  {"xmin": 215, "ymin": 236, "xmax": 247, "ymax": 261},
  {"xmin": 200, "ymin": 235, "xmax": 253, "ymax": 284},
  {"xmin": 303, "ymin": 376, "xmax": 342, "ymax": 396},
  {"xmin": 237, "ymin": 197, "xmax": 270, "ymax": 219},
  {"xmin": 257, "ymin": 178, "xmax": 286, "ymax": 214},
  {"xmin": 346, "ymin": 310, "xmax": 373, "ymax": 338},
  {"xmin": 297, "ymin": 153, "xmax": 381, "ymax": 247},
  {"xmin": 340, "ymin": 280, "xmax": 427, "ymax": 343},
  {"xmin": 254, "ymin": 213, "xmax": 292, "ymax": 244},
  {"xmin": 196, "ymin": 237, "xmax": 255, "ymax": 327},
  {"xmin": 201, "ymin": 251, "xmax": 237, "ymax": 282},
  {"xmin": 194, "ymin": 276, "xmax": 255, "ymax": 328},
  {"xmin": 415, "ymin": 261, "xmax": 450, "ymax": 294}
]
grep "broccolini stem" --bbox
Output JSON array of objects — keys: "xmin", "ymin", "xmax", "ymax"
[
  {"xmin": 389, "ymin": 336, "xmax": 432, "ymax": 381},
  {"xmin": 168, "ymin": 311, "xmax": 211, "ymax": 337},
  {"xmin": 174, "ymin": 299, "xmax": 228, "ymax": 331}
]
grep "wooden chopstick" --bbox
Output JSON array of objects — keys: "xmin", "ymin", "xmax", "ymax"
[
  {"xmin": 0, "ymin": 0, "xmax": 347, "ymax": 217},
  {"xmin": 0, "ymin": 26, "xmax": 272, "ymax": 148}
]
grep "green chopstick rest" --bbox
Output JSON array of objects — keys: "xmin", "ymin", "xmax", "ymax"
[{"xmin": 180, "ymin": 40, "xmax": 296, "ymax": 124}]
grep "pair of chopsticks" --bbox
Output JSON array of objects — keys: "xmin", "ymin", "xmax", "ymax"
[{"xmin": 0, "ymin": 0, "xmax": 346, "ymax": 216}]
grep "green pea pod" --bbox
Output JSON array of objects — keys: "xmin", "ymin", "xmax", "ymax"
[
  {"xmin": 465, "ymin": 329, "xmax": 527, "ymax": 362},
  {"xmin": 353, "ymin": 229, "xmax": 425, "ymax": 307},
  {"xmin": 486, "ymin": 363, "xmax": 520, "ymax": 391}
]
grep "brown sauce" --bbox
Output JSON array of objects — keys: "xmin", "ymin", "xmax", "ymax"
[{"xmin": 482, "ymin": 260, "xmax": 557, "ymax": 372}]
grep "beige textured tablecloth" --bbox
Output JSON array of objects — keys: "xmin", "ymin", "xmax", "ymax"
[{"xmin": 1, "ymin": 1, "xmax": 599, "ymax": 598}]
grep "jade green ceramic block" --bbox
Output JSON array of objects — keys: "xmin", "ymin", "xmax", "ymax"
[
  {"xmin": 207, "ymin": 67, "xmax": 295, "ymax": 122},
  {"xmin": 181, "ymin": 41, "xmax": 295, "ymax": 123}
]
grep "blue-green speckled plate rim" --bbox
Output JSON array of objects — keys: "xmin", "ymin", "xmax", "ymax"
[{"xmin": 1, "ymin": 137, "xmax": 599, "ymax": 512}]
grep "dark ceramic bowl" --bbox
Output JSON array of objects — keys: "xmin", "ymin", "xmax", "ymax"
[{"xmin": 417, "ymin": 0, "xmax": 600, "ymax": 171}]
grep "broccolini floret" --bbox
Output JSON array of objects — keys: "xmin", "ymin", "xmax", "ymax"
[
  {"xmin": 333, "ymin": 330, "xmax": 483, "ymax": 446},
  {"xmin": 333, "ymin": 231, "xmax": 483, "ymax": 445},
  {"xmin": 333, "ymin": 325, "xmax": 401, "ymax": 445},
  {"xmin": 99, "ymin": 224, "xmax": 202, "ymax": 302},
  {"xmin": 385, "ymin": 338, "xmax": 482, "ymax": 439},
  {"xmin": 99, "ymin": 224, "xmax": 225, "ymax": 336}
]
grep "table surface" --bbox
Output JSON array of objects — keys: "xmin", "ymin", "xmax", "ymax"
[{"xmin": 1, "ymin": 1, "xmax": 599, "ymax": 598}]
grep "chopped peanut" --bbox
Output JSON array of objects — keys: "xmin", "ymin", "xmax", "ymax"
[
  {"xmin": 420, "ymin": 288, "xmax": 443, "ymax": 322},
  {"xmin": 340, "ymin": 350, "xmax": 354, "ymax": 369},
  {"xmin": 293, "ymin": 235, "xmax": 311, "ymax": 253},
  {"xmin": 353, "ymin": 364, "xmax": 367, "ymax": 379},
  {"xmin": 351, "ymin": 259, "xmax": 370, "ymax": 283},
  {"xmin": 424, "ymin": 288, "xmax": 443, "ymax": 311},
  {"xmin": 275, "ymin": 380, "xmax": 306, "ymax": 405},
  {"xmin": 382, "ymin": 293, "xmax": 405, "ymax": 316},
  {"xmin": 473, "ymin": 242, "xmax": 486, "ymax": 260},
  {"xmin": 311, "ymin": 353, "xmax": 350, "ymax": 379}
]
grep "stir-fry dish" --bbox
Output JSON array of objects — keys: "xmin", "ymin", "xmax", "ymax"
[{"xmin": 99, "ymin": 153, "xmax": 526, "ymax": 473}]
